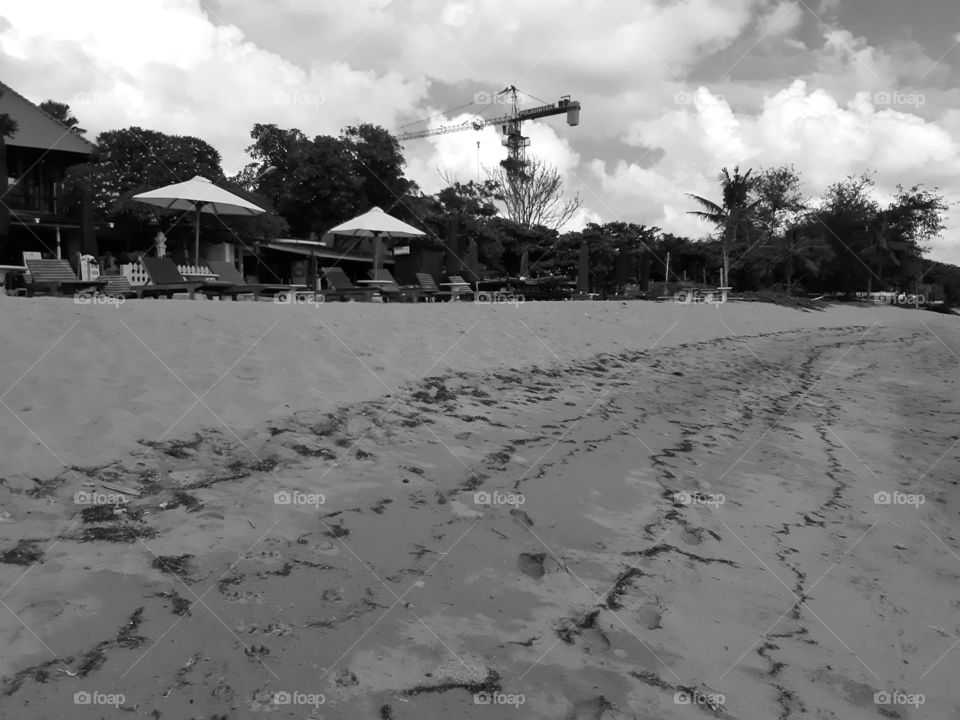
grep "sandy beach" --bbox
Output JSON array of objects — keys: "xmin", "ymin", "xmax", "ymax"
[{"xmin": 1, "ymin": 297, "xmax": 958, "ymax": 719}]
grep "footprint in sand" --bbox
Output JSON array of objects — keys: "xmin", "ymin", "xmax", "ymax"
[
  {"xmin": 314, "ymin": 540, "xmax": 340, "ymax": 556},
  {"xmin": 244, "ymin": 550, "xmax": 284, "ymax": 563},
  {"xmin": 222, "ymin": 589, "xmax": 266, "ymax": 605},
  {"xmin": 679, "ymin": 527, "xmax": 704, "ymax": 546},
  {"xmin": 636, "ymin": 604, "xmax": 662, "ymax": 630},
  {"xmin": 517, "ymin": 552, "xmax": 563, "ymax": 579},
  {"xmin": 236, "ymin": 621, "xmax": 293, "ymax": 637}
]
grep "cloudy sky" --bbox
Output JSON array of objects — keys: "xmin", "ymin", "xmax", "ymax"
[{"xmin": 2, "ymin": 0, "xmax": 958, "ymax": 262}]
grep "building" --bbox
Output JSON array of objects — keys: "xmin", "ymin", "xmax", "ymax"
[{"xmin": 0, "ymin": 81, "xmax": 97, "ymax": 267}]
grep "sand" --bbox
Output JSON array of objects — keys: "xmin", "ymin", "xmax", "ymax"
[{"xmin": 0, "ymin": 296, "xmax": 957, "ymax": 719}]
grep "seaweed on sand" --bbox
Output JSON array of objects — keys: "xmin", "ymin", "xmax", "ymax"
[
  {"xmin": 77, "ymin": 607, "xmax": 147, "ymax": 677},
  {"xmin": 0, "ymin": 539, "xmax": 44, "ymax": 565},
  {"xmin": 401, "ymin": 669, "xmax": 501, "ymax": 697},
  {"xmin": 152, "ymin": 555, "xmax": 194, "ymax": 577},
  {"xmin": 78, "ymin": 525, "xmax": 157, "ymax": 542},
  {"xmin": 605, "ymin": 568, "xmax": 644, "ymax": 610}
]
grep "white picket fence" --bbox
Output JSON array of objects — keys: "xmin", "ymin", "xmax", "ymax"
[{"xmin": 121, "ymin": 262, "xmax": 217, "ymax": 286}]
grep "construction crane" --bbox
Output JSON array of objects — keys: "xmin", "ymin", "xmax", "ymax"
[{"xmin": 396, "ymin": 86, "xmax": 581, "ymax": 180}]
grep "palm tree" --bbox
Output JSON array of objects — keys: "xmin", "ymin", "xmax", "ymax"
[
  {"xmin": 687, "ymin": 166, "xmax": 758, "ymax": 288},
  {"xmin": 761, "ymin": 224, "xmax": 833, "ymax": 295},
  {"xmin": 39, "ymin": 100, "xmax": 86, "ymax": 135}
]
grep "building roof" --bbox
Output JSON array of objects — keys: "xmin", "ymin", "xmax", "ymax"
[{"xmin": 0, "ymin": 81, "xmax": 96, "ymax": 155}]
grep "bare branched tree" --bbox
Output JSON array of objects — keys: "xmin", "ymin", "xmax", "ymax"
[{"xmin": 487, "ymin": 156, "xmax": 581, "ymax": 230}]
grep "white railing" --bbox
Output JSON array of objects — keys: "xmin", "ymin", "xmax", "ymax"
[{"xmin": 121, "ymin": 262, "xmax": 217, "ymax": 286}]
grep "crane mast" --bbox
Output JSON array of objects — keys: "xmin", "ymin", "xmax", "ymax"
[{"xmin": 396, "ymin": 86, "xmax": 580, "ymax": 180}]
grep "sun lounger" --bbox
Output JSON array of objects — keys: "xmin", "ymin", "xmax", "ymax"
[
  {"xmin": 139, "ymin": 257, "xmax": 234, "ymax": 299},
  {"xmin": 415, "ymin": 272, "xmax": 461, "ymax": 302},
  {"xmin": 367, "ymin": 269, "xmax": 424, "ymax": 302},
  {"xmin": 207, "ymin": 261, "xmax": 305, "ymax": 301},
  {"xmin": 320, "ymin": 266, "xmax": 375, "ymax": 302},
  {"xmin": 23, "ymin": 258, "xmax": 107, "ymax": 297},
  {"xmin": 101, "ymin": 276, "xmax": 137, "ymax": 299},
  {"xmin": 443, "ymin": 275, "xmax": 474, "ymax": 301}
]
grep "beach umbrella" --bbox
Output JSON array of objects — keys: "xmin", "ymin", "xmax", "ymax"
[
  {"xmin": 133, "ymin": 176, "xmax": 265, "ymax": 265},
  {"xmin": 323, "ymin": 207, "xmax": 425, "ymax": 276},
  {"xmin": 577, "ymin": 241, "xmax": 589, "ymax": 293}
]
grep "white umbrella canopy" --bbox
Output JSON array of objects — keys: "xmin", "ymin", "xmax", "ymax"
[
  {"xmin": 133, "ymin": 176, "xmax": 265, "ymax": 264},
  {"xmin": 323, "ymin": 207, "xmax": 425, "ymax": 274}
]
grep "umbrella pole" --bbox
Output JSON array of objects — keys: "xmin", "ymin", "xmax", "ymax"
[
  {"xmin": 373, "ymin": 232, "xmax": 383, "ymax": 276},
  {"xmin": 194, "ymin": 206, "xmax": 201, "ymax": 266}
]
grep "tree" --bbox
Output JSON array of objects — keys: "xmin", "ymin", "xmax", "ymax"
[
  {"xmin": 39, "ymin": 100, "xmax": 85, "ymax": 134},
  {"xmin": 816, "ymin": 174, "xmax": 882, "ymax": 291},
  {"xmin": 246, "ymin": 123, "xmax": 362, "ymax": 237},
  {"xmin": 487, "ymin": 156, "xmax": 582, "ymax": 230},
  {"xmin": 340, "ymin": 123, "xmax": 411, "ymax": 212},
  {"xmin": 751, "ymin": 166, "xmax": 830, "ymax": 295},
  {"xmin": 687, "ymin": 166, "xmax": 759, "ymax": 288},
  {"xmin": 65, "ymin": 127, "xmax": 225, "ymax": 220},
  {"xmin": 64, "ymin": 126, "xmax": 286, "ymax": 255}
]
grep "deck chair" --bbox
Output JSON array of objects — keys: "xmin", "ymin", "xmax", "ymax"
[
  {"xmin": 368, "ymin": 268, "xmax": 424, "ymax": 302},
  {"xmin": 414, "ymin": 272, "xmax": 454, "ymax": 302},
  {"xmin": 445, "ymin": 275, "xmax": 474, "ymax": 301},
  {"xmin": 320, "ymin": 266, "xmax": 375, "ymax": 302},
  {"xmin": 101, "ymin": 275, "xmax": 137, "ymax": 299},
  {"xmin": 207, "ymin": 261, "xmax": 303, "ymax": 301},
  {"xmin": 24, "ymin": 258, "xmax": 107, "ymax": 297},
  {"xmin": 139, "ymin": 257, "xmax": 234, "ymax": 299}
]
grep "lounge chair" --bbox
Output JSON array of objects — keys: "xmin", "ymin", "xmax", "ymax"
[
  {"xmin": 368, "ymin": 269, "xmax": 424, "ymax": 302},
  {"xmin": 139, "ymin": 257, "xmax": 234, "ymax": 299},
  {"xmin": 207, "ymin": 261, "xmax": 305, "ymax": 301},
  {"xmin": 415, "ymin": 272, "xmax": 458, "ymax": 302},
  {"xmin": 102, "ymin": 276, "xmax": 137, "ymax": 299},
  {"xmin": 320, "ymin": 266, "xmax": 375, "ymax": 302},
  {"xmin": 23, "ymin": 258, "xmax": 107, "ymax": 297},
  {"xmin": 444, "ymin": 275, "xmax": 475, "ymax": 301}
]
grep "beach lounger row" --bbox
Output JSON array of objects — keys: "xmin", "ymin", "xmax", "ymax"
[{"xmin": 12, "ymin": 258, "xmax": 475, "ymax": 302}]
